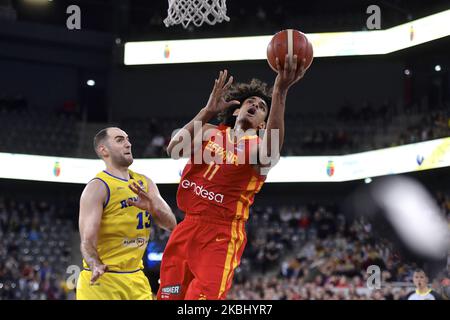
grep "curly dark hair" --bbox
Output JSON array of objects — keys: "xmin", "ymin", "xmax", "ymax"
[{"xmin": 217, "ymin": 78, "xmax": 272, "ymax": 127}]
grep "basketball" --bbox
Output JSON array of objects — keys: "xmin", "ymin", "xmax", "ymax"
[{"xmin": 267, "ymin": 29, "xmax": 314, "ymax": 73}]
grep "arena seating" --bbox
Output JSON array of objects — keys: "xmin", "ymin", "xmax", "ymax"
[
  {"xmin": 1, "ymin": 96, "xmax": 448, "ymax": 159},
  {"xmin": 0, "ymin": 197, "xmax": 74, "ymax": 300},
  {"xmin": 0, "ymin": 100, "xmax": 79, "ymax": 157}
]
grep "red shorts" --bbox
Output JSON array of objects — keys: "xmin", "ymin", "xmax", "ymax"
[{"xmin": 157, "ymin": 214, "xmax": 247, "ymax": 300}]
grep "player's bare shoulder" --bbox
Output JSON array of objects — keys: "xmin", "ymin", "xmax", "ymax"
[{"xmin": 80, "ymin": 178, "xmax": 109, "ymax": 205}]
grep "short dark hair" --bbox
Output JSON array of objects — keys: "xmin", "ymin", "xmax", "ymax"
[
  {"xmin": 218, "ymin": 78, "xmax": 272, "ymax": 127},
  {"xmin": 93, "ymin": 128, "xmax": 110, "ymax": 158},
  {"xmin": 414, "ymin": 269, "xmax": 426, "ymax": 275}
]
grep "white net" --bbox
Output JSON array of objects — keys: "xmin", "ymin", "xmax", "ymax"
[{"xmin": 164, "ymin": 0, "xmax": 230, "ymax": 28}]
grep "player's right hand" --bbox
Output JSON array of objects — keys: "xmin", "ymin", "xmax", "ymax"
[
  {"xmin": 205, "ymin": 69, "xmax": 240, "ymax": 114},
  {"xmin": 274, "ymin": 54, "xmax": 306, "ymax": 91},
  {"xmin": 90, "ymin": 263, "xmax": 108, "ymax": 285},
  {"xmin": 127, "ymin": 181, "xmax": 154, "ymax": 212}
]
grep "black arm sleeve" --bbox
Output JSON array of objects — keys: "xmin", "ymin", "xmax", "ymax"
[
  {"xmin": 403, "ymin": 291, "xmax": 415, "ymax": 300},
  {"xmin": 430, "ymin": 290, "xmax": 443, "ymax": 300}
]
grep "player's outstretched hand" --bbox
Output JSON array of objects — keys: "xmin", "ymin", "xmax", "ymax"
[
  {"xmin": 127, "ymin": 181, "xmax": 154, "ymax": 212},
  {"xmin": 205, "ymin": 69, "xmax": 240, "ymax": 115},
  {"xmin": 90, "ymin": 262, "xmax": 108, "ymax": 285},
  {"xmin": 274, "ymin": 54, "xmax": 306, "ymax": 91}
]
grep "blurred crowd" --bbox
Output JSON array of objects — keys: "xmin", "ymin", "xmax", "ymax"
[
  {"xmin": 283, "ymin": 102, "xmax": 450, "ymax": 155},
  {"xmin": 134, "ymin": 99, "xmax": 450, "ymax": 158},
  {"xmin": 227, "ymin": 191, "xmax": 450, "ymax": 300},
  {"xmin": 0, "ymin": 188, "xmax": 448, "ymax": 300},
  {"xmin": 0, "ymin": 197, "xmax": 74, "ymax": 300},
  {"xmin": 397, "ymin": 111, "xmax": 450, "ymax": 146},
  {"xmin": 228, "ymin": 276, "xmax": 417, "ymax": 300},
  {"xmin": 1, "ymin": 93, "xmax": 449, "ymax": 158}
]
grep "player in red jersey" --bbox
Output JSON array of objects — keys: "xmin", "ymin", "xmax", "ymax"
[{"xmin": 157, "ymin": 55, "xmax": 306, "ymax": 300}]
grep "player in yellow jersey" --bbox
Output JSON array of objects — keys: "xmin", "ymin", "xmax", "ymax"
[{"xmin": 76, "ymin": 127, "xmax": 177, "ymax": 300}]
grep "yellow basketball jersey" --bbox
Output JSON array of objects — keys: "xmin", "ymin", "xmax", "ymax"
[{"xmin": 82, "ymin": 169, "xmax": 152, "ymax": 272}]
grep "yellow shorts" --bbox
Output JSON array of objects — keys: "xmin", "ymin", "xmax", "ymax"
[{"xmin": 76, "ymin": 269, "xmax": 153, "ymax": 300}]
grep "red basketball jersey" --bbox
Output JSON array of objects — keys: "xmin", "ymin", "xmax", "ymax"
[{"xmin": 177, "ymin": 124, "xmax": 266, "ymax": 221}]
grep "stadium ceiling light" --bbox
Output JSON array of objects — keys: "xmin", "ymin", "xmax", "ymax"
[
  {"xmin": 125, "ymin": 9, "xmax": 450, "ymax": 65},
  {"xmin": 435, "ymin": 65, "xmax": 442, "ymax": 72},
  {"xmin": 86, "ymin": 79, "xmax": 96, "ymax": 87},
  {"xmin": 404, "ymin": 69, "xmax": 411, "ymax": 76}
]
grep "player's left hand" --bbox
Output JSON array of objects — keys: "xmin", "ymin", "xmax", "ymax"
[
  {"xmin": 127, "ymin": 181, "xmax": 154, "ymax": 212},
  {"xmin": 274, "ymin": 54, "xmax": 306, "ymax": 91}
]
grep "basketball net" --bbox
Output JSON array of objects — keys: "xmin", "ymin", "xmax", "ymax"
[{"xmin": 164, "ymin": 0, "xmax": 230, "ymax": 28}]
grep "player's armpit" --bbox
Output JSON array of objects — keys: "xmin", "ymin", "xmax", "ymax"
[
  {"xmin": 251, "ymin": 138, "xmax": 280, "ymax": 175},
  {"xmin": 190, "ymin": 123, "xmax": 218, "ymax": 157},
  {"xmin": 167, "ymin": 108, "xmax": 218, "ymax": 159},
  {"xmin": 168, "ymin": 123, "xmax": 218, "ymax": 159}
]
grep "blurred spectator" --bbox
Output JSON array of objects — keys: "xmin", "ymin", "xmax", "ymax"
[{"xmin": 404, "ymin": 269, "xmax": 443, "ymax": 300}]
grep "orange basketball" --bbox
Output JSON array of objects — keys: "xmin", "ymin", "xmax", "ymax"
[{"xmin": 267, "ymin": 29, "xmax": 314, "ymax": 73}]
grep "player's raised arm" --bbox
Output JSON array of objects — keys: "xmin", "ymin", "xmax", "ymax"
[
  {"xmin": 259, "ymin": 55, "xmax": 306, "ymax": 169},
  {"xmin": 166, "ymin": 70, "xmax": 240, "ymax": 159},
  {"xmin": 127, "ymin": 178, "xmax": 177, "ymax": 232},
  {"xmin": 79, "ymin": 179, "xmax": 109, "ymax": 284}
]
